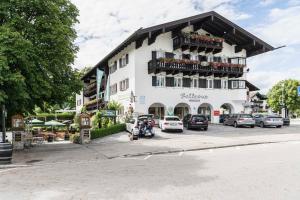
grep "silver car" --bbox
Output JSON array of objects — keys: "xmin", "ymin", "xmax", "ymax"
[{"xmin": 254, "ymin": 114, "xmax": 283, "ymax": 128}]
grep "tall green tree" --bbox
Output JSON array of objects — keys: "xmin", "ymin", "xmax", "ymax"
[
  {"xmin": 267, "ymin": 79, "xmax": 300, "ymax": 112},
  {"xmin": 0, "ymin": 0, "xmax": 82, "ymax": 116}
]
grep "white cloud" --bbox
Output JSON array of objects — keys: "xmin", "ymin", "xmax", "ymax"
[
  {"xmin": 252, "ymin": 6, "xmax": 300, "ymax": 46},
  {"xmin": 71, "ymin": 0, "xmax": 250, "ymax": 68}
]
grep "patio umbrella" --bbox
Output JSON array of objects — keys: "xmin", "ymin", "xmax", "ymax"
[
  {"xmin": 45, "ymin": 120, "xmax": 66, "ymax": 133},
  {"xmin": 27, "ymin": 119, "xmax": 44, "ymax": 124},
  {"xmin": 45, "ymin": 120, "xmax": 65, "ymax": 126}
]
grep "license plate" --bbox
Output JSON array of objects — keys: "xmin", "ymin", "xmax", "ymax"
[
  {"xmin": 196, "ymin": 122, "xmax": 203, "ymax": 124},
  {"xmin": 170, "ymin": 123, "xmax": 176, "ymax": 126}
]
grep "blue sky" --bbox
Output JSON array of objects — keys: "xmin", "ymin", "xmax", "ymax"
[{"xmin": 71, "ymin": 0, "xmax": 300, "ymax": 93}]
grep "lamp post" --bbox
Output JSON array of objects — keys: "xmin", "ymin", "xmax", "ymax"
[{"xmin": 281, "ymin": 82, "xmax": 286, "ymax": 118}]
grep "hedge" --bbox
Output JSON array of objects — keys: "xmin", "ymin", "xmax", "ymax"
[
  {"xmin": 33, "ymin": 112, "xmax": 75, "ymax": 121},
  {"xmin": 90, "ymin": 123, "xmax": 126, "ymax": 140}
]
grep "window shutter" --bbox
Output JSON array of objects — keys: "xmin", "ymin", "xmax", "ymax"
[
  {"xmin": 152, "ymin": 51, "xmax": 157, "ymax": 60},
  {"xmin": 214, "ymin": 80, "xmax": 221, "ymax": 89},
  {"xmin": 126, "ymin": 54, "xmax": 129, "ymax": 64},
  {"xmin": 199, "ymin": 79, "xmax": 207, "ymax": 88},
  {"xmin": 183, "ymin": 78, "xmax": 191, "ymax": 87},
  {"xmin": 166, "ymin": 77, "xmax": 174, "ymax": 87},
  {"xmin": 228, "ymin": 80, "xmax": 232, "ymax": 89},
  {"xmin": 165, "ymin": 52, "xmax": 174, "ymax": 58},
  {"xmin": 152, "ymin": 76, "xmax": 157, "ymax": 86},
  {"xmin": 119, "ymin": 58, "xmax": 122, "ymax": 68}
]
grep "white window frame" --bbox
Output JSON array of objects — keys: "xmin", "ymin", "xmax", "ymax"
[
  {"xmin": 174, "ymin": 53, "xmax": 182, "ymax": 60},
  {"xmin": 221, "ymin": 79, "xmax": 228, "ymax": 89},
  {"xmin": 156, "ymin": 75, "xmax": 165, "ymax": 87},
  {"xmin": 110, "ymin": 83, "xmax": 118, "ymax": 95},
  {"xmin": 232, "ymin": 80, "xmax": 239, "ymax": 89},
  {"xmin": 191, "ymin": 54, "xmax": 198, "ymax": 61},
  {"xmin": 239, "ymin": 80, "xmax": 245, "ymax": 89},
  {"xmin": 120, "ymin": 78, "xmax": 129, "ymax": 91},
  {"xmin": 192, "ymin": 78, "xmax": 198, "ymax": 88},
  {"xmin": 207, "ymin": 79, "xmax": 214, "ymax": 89},
  {"xmin": 174, "ymin": 77, "xmax": 182, "ymax": 88}
]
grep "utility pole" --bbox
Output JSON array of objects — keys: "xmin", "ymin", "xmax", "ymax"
[{"xmin": 1, "ymin": 105, "xmax": 6, "ymax": 143}]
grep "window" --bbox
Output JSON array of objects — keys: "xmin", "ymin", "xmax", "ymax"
[
  {"xmin": 109, "ymin": 61, "xmax": 117, "ymax": 74},
  {"xmin": 110, "ymin": 83, "xmax": 117, "ymax": 95},
  {"xmin": 213, "ymin": 79, "xmax": 221, "ymax": 89},
  {"xmin": 183, "ymin": 78, "xmax": 191, "ymax": 87},
  {"xmin": 166, "ymin": 77, "xmax": 174, "ymax": 87},
  {"xmin": 199, "ymin": 79, "xmax": 207, "ymax": 88},
  {"xmin": 239, "ymin": 80, "xmax": 245, "ymax": 89},
  {"xmin": 156, "ymin": 76, "xmax": 165, "ymax": 87},
  {"xmin": 120, "ymin": 78, "xmax": 129, "ymax": 91},
  {"xmin": 119, "ymin": 54, "xmax": 128, "ymax": 68},
  {"xmin": 174, "ymin": 77, "xmax": 182, "ymax": 87},
  {"xmin": 157, "ymin": 51, "xmax": 165, "ymax": 58},
  {"xmin": 191, "ymin": 55, "xmax": 198, "ymax": 61},
  {"xmin": 207, "ymin": 79, "xmax": 213, "ymax": 89},
  {"xmin": 192, "ymin": 78, "xmax": 198, "ymax": 88},
  {"xmin": 232, "ymin": 80, "xmax": 239, "ymax": 89},
  {"xmin": 222, "ymin": 79, "xmax": 228, "ymax": 89}
]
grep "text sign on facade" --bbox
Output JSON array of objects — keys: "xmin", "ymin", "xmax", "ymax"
[
  {"xmin": 298, "ymin": 86, "xmax": 300, "ymax": 97},
  {"xmin": 101, "ymin": 110, "xmax": 116, "ymax": 117},
  {"xmin": 213, "ymin": 110, "xmax": 220, "ymax": 116},
  {"xmin": 180, "ymin": 93, "xmax": 208, "ymax": 102}
]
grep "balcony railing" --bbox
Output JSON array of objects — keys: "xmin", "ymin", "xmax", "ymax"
[
  {"xmin": 173, "ymin": 33, "xmax": 223, "ymax": 53},
  {"xmin": 148, "ymin": 58, "xmax": 244, "ymax": 77},
  {"xmin": 83, "ymin": 82, "xmax": 97, "ymax": 97},
  {"xmin": 84, "ymin": 98, "xmax": 104, "ymax": 111}
]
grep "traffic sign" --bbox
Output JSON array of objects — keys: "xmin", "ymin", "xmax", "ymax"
[{"xmin": 298, "ymin": 86, "xmax": 300, "ymax": 97}]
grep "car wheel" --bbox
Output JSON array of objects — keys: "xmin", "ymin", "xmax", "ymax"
[
  {"xmin": 260, "ymin": 122, "xmax": 265, "ymax": 128},
  {"xmin": 276, "ymin": 125, "xmax": 282, "ymax": 128},
  {"xmin": 203, "ymin": 127, "xmax": 208, "ymax": 131},
  {"xmin": 251, "ymin": 126, "xmax": 255, "ymax": 128},
  {"xmin": 234, "ymin": 122, "xmax": 238, "ymax": 128}
]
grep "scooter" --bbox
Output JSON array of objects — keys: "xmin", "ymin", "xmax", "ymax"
[{"xmin": 140, "ymin": 124, "xmax": 155, "ymax": 138}]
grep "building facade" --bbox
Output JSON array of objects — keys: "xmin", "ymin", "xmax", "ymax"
[{"xmin": 78, "ymin": 11, "xmax": 274, "ymax": 124}]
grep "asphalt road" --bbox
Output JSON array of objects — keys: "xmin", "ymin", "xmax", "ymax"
[{"xmin": 1, "ymin": 140, "xmax": 300, "ymax": 200}]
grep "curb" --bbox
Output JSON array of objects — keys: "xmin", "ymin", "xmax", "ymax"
[
  {"xmin": 107, "ymin": 139, "xmax": 300, "ymax": 159},
  {"xmin": 0, "ymin": 164, "xmax": 30, "ymax": 169}
]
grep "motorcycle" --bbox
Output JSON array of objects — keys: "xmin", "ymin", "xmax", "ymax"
[{"xmin": 139, "ymin": 122, "xmax": 155, "ymax": 138}]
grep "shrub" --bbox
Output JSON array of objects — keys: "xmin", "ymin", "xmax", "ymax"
[
  {"xmin": 90, "ymin": 123, "xmax": 126, "ymax": 140},
  {"xmin": 34, "ymin": 112, "xmax": 75, "ymax": 121}
]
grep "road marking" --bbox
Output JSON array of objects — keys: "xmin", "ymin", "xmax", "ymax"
[
  {"xmin": 144, "ymin": 155, "xmax": 152, "ymax": 160},
  {"xmin": 178, "ymin": 152, "xmax": 184, "ymax": 156}
]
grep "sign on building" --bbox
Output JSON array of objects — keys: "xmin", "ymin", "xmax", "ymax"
[{"xmin": 297, "ymin": 86, "xmax": 300, "ymax": 97}]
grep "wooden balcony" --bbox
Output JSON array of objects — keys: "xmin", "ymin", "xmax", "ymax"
[
  {"xmin": 173, "ymin": 33, "xmax": 223, "ymax": 54},
  {"xmin": 83, "ymin": 82, "xmax": 97, "ymax": 97},
  {"xmin": 85, "ymin": 98, "xmax": 105, "ymax": 112},
  {"xmin": 148, "ymin": 59, "xmax": 244, "ymax": 78}
]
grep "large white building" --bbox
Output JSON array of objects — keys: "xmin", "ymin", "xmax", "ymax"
[{"xmin": 77, "ymin": 11, "xmax": 274, "ymax": 123}]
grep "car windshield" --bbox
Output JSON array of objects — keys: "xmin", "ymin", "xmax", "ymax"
[
  {"xmin": 192, "ymin": 116, "xmax": 206, "ymax": 120},
  {"xmin": 240, "ymin": 114, "xmax": 252, "ymax": 118},
  {"xmin": 165, "ymin": 117, "xmax": 180, "ymax": 121},
  {"xmin": 138, "ymin": 115, "xmax": 153, "ymax": 120}
]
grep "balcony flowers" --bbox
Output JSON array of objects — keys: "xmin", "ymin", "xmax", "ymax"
[
  {"xmin": 183, "ymin": 32, "xmax": 224, "ymax": 43},
  {"xmin": 209, "ymin": 62, "xmax": 245, "ymax": 68},
  {"xmin": 159, "ymin": 57, "xmax": 200, "ymax": 65}
]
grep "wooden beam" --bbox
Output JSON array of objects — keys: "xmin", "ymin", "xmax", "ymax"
[
  {"xmin": 235, "ymin": 43, "xmax": 254, "ymax": 53},
  {"xmin": 148, "ymin": 30, "xmax": 162, "ymax": 45}
]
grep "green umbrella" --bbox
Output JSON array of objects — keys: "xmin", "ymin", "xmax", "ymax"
[
  {"xmin": 28, "ymin": 119, "xmax": 44, "ymax": 124},
  {"xmin": 45, "ymin": 120, "xmax": 65, "ymax": 126},
  {"xmin": 45, "ymin": 120, "xmax": 66, "ymax": 134}
]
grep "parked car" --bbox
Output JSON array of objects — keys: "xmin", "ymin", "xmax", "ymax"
[
  {"xmin": 219, "ymin": 114, "xmax": 230, "ymax": 123},
  {"xmin": 253, "ymin": 114, "xmax": 283, "ymax": 128},
  {"xmin": 126, "ymin": 118, "xmax": 139, "ymax": 140},
  {"xmin": 283, "ymin": 117, "xmax": 290, "ymax": 126},
  {"xmin": 223, "ymin": 114, "xmax": 255, "ymax": 128},
  {"xmin": 159, "ymin": 116, "xmax": 183, "ymax": 132},
  {"xmin": 138, "ymin": 114, "xmax": 155, "ymax": 127},
  {"xmin": 183, "ymin": 114, "xmax": 208, "ymax": 131}
]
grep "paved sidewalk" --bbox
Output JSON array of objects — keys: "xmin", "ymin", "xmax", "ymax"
[{"xmin": 3, "ymin": 124, "xmax": 300, "ymax": 167}]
